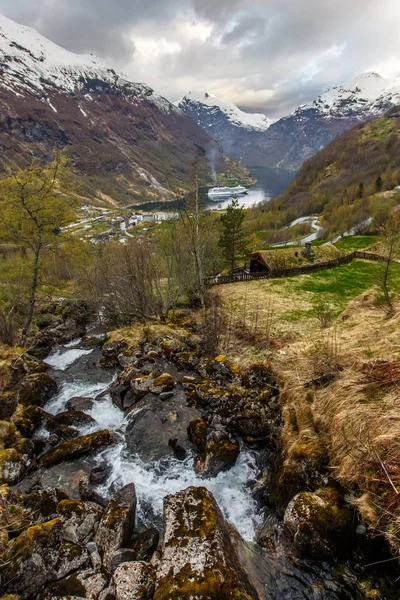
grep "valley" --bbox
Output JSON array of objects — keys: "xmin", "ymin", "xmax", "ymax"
[{"xmin": 1, "ymin": 8, "xmax": 400, "ymax": 600}]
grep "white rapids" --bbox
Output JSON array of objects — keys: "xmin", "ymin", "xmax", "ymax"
[
  {"xmin": 44, "ymin": 347, "xmax": 93, "ymax": 371},
  {"xmin": 43, "ymin": 343, "xmax": 262, "ymax": 542}
]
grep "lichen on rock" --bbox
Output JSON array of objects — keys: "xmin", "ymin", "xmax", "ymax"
[{"xmin": 154, "ymin": 486, "xmax": 259, "ymax": 599}]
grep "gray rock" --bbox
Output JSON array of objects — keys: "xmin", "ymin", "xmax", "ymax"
[
  {"xmin": 95, "ymin": 483, "xmax": 137, "ymax": 573},
  {"xmin": 108, "ymin": 562, "xmax": 155, "ymax": 600}
]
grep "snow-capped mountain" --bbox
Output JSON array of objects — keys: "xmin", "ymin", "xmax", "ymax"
[
  {"xmin": 251, "ymin": 72, "xmax": 400, "ymax": 171},
  {"xmin": 176, "ymin": 91, "xmax": 274, "ymax": 166},
  {"xmin": 298, "ymin": 72, "xmax": 389, "ymax": 119},
  {"xmin": 176, "ymin": 91, "xmax": 274, "ymax": 132},
  {"xmin": 0, "ymin": 15, "xmax": 248, "ymax": 205},
  {"xmin": 178, "ymin": 73, "xmax": 400, "ymax": 173}
]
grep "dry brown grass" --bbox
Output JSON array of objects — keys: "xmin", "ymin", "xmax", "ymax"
[
  {"xmin": 218, "ymin": 273, "xmax": 400, "ymax": 551},
  {"xmin": 271, "ymin": 291, "xmax": 400, "ymax": 551}
]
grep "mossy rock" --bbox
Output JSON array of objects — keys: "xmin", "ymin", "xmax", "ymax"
[
  {"xmin": 17, "ymin": 372, "xmax": 57, "ymax": 407},
  {"xmin": 39, "ymin": 429, "xmax": 116, "ymax": 467},
  {"xmin": 159, "ymin": 339, "xmax": 185, "ymax": 357},
  {"xmin": 154, "ymin": 487, "xmax": 258, "ymax": 600},
  {"xmin": 187, "ymin": 418, "xmax": 207, "ymax": 452},
  {"xmin": 95, "ymin": 483, "xmax": 136, "ymax": 573},
  {"xmin": 152, "ymin": 373, "xmax": 174, "ymax": 392},
  {"xmin": 0, "ymin": 421, "xmax": 17, "ymax": 450},
  {"xmin": 24, "ymin": 488, "xmax": 69, "ymax": 517},
  {"xmin": 0, "ymin": 449, "xmax": 25, "ymax": 484},
  {"xmin": 194, "ymin": 438, "xmax": 240, "ymax": 478},
  {"xmin": 284, "ymin": 490, "xmax": 354, "ymax": 559}
]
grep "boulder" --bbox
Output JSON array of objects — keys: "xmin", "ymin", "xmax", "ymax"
[
  {"xmin": 40, "ymin": 430, "xmax": 116, "ymax": 467},
  {"xmin": 45, "ymin": 569, "xmax": 108, "ymax": 600},
  {"xmin": 17, "ymin": 371, "xmax": 57, "ymax": 407},
  {"xmin": 125, "ymin": 390, "xmax": 200, "ymax": 463},
  {"xmin": 57, "ymin": 499, "xmax": 103, "ymax": 543},
  {"xmin": 53, "ymin": 410, "xmax": 96, "ymax": 428},
  {"xmin": 105, "ymin": 562, "xmax": 155, "ymax": 600},
  {"xmin": 283, "ymin": 490, "xmax": 353, "ymax": 559},
  {"xmin": 65, "ymin": 396, "xmax": 95, "ymax": 411},
  {"xmin": 95, "ymin": 483, "xmax": 137, "ymax": 572},
  {"xmin": 154, "ymin": 487, "xmax": 259, "ymax": 599},
  {"xmin": 89, "ymin": 463, "xmax": 112, "ymax": 485},
  {"xmin": 1, "ymin": 519, "xmax": 88, "ymax": 598},
  {"xmin": 194, "ymin": 437, "xmax": 240, "ymax": 478}
]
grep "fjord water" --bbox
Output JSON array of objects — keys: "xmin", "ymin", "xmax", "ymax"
[
  {"xmin": 133, "ymin": 166, "xmax": 294, "ymax": 213},
  {"xmin": 37, "ymin": 340, "xmax": 392, "ymax": 600}
]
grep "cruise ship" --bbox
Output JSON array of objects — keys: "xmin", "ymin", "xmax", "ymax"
[{"xmin": 207, "ymin": 185, "xmax": 248, "ymax": 200}]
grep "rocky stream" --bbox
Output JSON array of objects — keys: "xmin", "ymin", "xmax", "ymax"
[{"xmin": 0, "ymin": 303, "xmax": 398, "ymax": 599}]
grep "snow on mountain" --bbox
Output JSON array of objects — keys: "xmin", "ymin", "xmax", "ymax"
[
  {"xmin": 0, "ymin": 13, "xmax": 174, "ymax": 113},
  {"xmin": 176, "ymin": 91, "xmax": 274, "ymax": 131},
  {"xmin": 294, "ymin": 72, "xmax": 395, "ymax": 119}
]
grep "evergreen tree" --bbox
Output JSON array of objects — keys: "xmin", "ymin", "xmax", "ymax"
[
  {"xmin": 376, "ymin": 175, "xmax": 383, "ymax": 192},
  {"xmin": 219, "ymin": 199, "xmax": 249, "ymax": 275}
]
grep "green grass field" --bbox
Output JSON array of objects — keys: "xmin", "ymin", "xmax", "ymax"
[{"xmin": 333, "ymin": 235, "xmax": 380, "ymax": 251}]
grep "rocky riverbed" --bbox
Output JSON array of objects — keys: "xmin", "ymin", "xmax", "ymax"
[{"xmin": 0, "ymin": 303, "xmax": 399, "ymax": 599}]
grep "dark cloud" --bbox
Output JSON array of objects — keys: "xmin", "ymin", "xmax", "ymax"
[{"xmin": 1, "ymin": 0, "xmax": 399, "ymax": 117}]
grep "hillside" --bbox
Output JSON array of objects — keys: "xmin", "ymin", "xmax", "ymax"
[
  {"xmin": 246, "ymin": 108, "xmax": 400, "ymax": 241},
  {"xmin": 0, "ymin": 15, "xmax": 250, "ymax": 208}
]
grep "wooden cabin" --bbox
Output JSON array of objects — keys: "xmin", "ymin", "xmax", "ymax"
[{"xmin": 248, "ymin": 252, "xmax": 271, "ymax": 273}]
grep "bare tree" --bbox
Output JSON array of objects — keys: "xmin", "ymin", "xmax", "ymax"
[{"xmin": 373, "ymin": 204, "xmax": 400, "ymax": 311}]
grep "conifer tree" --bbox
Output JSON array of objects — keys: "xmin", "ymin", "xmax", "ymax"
[{"xmin": 219, "ymin": 198, "xmax": 249, "ymax": 275}]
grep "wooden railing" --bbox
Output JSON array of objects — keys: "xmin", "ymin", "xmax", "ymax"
[{"xmin": 204, "ymin": 251, "xmax": 387, "ymax": 287}]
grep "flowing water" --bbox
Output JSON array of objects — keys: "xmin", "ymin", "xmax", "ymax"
[
  {"xmin": 38, "ymin": 341, "xmax": 398, "ymax": 599},
  {"xmin": 43, "ymin": 342, "xmax": 262, "ymax": 541}
]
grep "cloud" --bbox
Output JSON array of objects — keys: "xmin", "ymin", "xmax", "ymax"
[{"xmin": 2, "ymin": 0, "xmax": 400, "ymax": 117}]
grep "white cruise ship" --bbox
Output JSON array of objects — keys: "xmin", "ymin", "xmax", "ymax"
[{"xmin": 207, "ymin": 185, "xmax": 248, "ymax": 200}]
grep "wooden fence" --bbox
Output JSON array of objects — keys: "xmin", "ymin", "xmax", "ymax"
[{"xmin": 203, "ymin": 251, "xmax": 387, "ymax": 288}]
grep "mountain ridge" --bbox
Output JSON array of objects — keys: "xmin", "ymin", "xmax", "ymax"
[
  {"xmin": 178, "ymin": 72, "xmax": 400, "ymax": 173},
  {"xmin": 0, "ymin": 14, "xmax": 250, "ymax": 207}
]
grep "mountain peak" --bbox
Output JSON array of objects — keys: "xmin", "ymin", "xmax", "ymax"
[{"xmin": 176, "ymin": 90, "xmax": 274, "ymax": 132}]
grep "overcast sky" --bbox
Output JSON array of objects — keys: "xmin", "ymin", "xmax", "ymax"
[{"xmin": 1, "ymin": 0, "xmax": 400, "ymax": 118}]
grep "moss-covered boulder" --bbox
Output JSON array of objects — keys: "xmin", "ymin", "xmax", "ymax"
[
  {"xmin": 17, "ymin": 371, "xmax": 57, "ymax": 407},
  {"xmin": 194, "ymin": 437, "xmax": 240, "ymax": 478},
  {"xmin": 95, "ymin": 483, "xmax": 137, "ymax": 573},
  {"xmin": 187, "ymin": 418, "xmax": 207, "ymax": 452},
  {"xmin": 40, "ymin": 430, "xmax": 116, "ymax": 467},
  {"xmin": 151, "ymin": 373, "xmax": 174, "ymax": 394},
  {"xmin": 24, "ymin": 487, "xmax": 69, "ymax": 517},
  {"xmin": 154, "ymin": 487, "xmax": 259, "ymax": 599},
  {"xmin": 283, "ymin": 490, "xmax": 354, "ymax": 559},
  {"xmin": 1, "ymin": 518, "xmax": 88, "ymax": 598},
  {"xmin": 57, "ymin": 499, "xmax": 103, "ymax": 544},
  {"xmin": 0, "ymin": 448, "xmax": 26, "ymax": 484}
]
